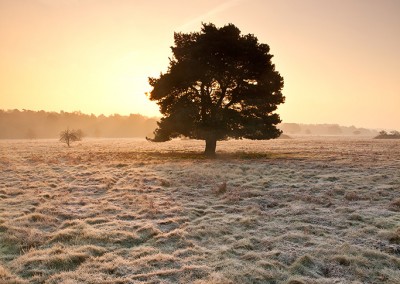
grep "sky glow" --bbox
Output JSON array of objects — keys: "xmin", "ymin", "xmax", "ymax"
[{"xmin": 1, "ymin": 0, "xmax": 399, "ymax": 129}]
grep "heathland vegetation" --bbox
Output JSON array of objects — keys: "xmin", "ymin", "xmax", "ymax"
[{"xmin": 0, "ymin": 138, "xmax": 399, "ymax": 283}]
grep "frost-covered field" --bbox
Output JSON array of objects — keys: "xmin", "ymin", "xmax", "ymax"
[{"xmin": 0, "ymin": 137, "xmax": 399, "ymax": 284}]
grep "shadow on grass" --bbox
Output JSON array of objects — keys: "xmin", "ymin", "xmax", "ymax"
[
  {"xmin": 140, "ymin": 151, "xmax": 300, "ymax": 160},
  {"xmin": 60, "ymin": 149, "xmax": 304, "ymax": 163}
]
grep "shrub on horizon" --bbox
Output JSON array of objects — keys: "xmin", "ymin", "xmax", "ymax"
[
  {"xmin": 374, "ymin": 130, "xmax": 400, "ymax": 139},
  {"xmin": 59, "ymin": 129, "xmax": 83, "ymax": 147}
]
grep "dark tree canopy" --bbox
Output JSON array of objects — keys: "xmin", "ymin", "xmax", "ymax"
[{"xmin": 147, "ymin": 23, "xmax": 285, "ymax": 155}]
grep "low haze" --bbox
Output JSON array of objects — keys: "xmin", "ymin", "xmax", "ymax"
[{"xmin": 1, "ymin": 0, "xmax": 399, "ymax": 129}]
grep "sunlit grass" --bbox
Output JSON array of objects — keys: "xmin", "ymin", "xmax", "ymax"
[{"xmin": 0, "ymin": 138, "xmax": 399, "ymax": 283}]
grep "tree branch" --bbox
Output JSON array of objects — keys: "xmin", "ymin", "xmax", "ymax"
[
  {"xmin": 216, "ymin": 86, "xmax": 227, "ymax": 109},
  {"xmin": 200, "ymin": 83, "xmax": 207, "ymax": 121}
]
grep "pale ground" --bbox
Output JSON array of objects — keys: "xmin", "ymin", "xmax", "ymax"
[{"xmin": 0, "ymin": 137, "xmax": 399, "ymax": 284}]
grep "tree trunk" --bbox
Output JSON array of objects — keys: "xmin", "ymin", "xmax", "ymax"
[{"xmin": 204, "ymin": 138, "xmax": 217, "ymax": 156}]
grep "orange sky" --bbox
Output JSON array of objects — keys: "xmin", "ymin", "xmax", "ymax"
[{"xmin": 1, "ymin": 0, "xmax": 399, "ymax": 129}]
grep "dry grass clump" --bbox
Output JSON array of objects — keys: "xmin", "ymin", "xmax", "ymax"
[
  {"xmin": 284, "ymin": 277, "xmax": 341, "ymax": 284},
  {"xmin": 289, "ymin": 255, "xmax": 325, "ymax": 278},
  {"xmin": 193, "ymin": 272, "xmax": 234, "ymax": 284},
  {"xmin": 0, "ymin": 264, "xmax": 27, "ymax": 284},
  {"xmin": 1, "ymin": 226, "xmax": 48, "ymax": 253},
  {"xmin": 379, "ymin": 228, "xmax": 400, "ymax": 244},
  {"xmin": 9, "ymin": 245, "xmax": 106, "ymax": 282},
  {"xmin": 213, "ymin": 182, "xmax": 227, "ymax": 195},
  {"xmin": 388, "ymin": 198, "xmax": 400, "ymax": 211},
  {"xmin": 160, "ymin": 179, "xmax": 171, "ymax": 187},
  {"xmin": 332, "ymin": 255, "xmax": 352, "ymax": 266},
  {"xmin": 344, "ymin": 191, "xmax": 361, "ymax": 201},
  {"xmin": 1, "ymin": 138, "xmax": 400, "ymax": 283},
  {"xmin": 50, "ymin": 221, "xmax": 142, "ymax": 247}
]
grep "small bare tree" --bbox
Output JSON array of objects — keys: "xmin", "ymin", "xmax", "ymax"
[{"xmin": 59, "ymin": 129, "xmax": 82, "ymax": 147}]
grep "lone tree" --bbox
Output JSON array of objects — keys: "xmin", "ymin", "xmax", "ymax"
[
  {"xmin": 147, "ymin": 23, "xmax": 285, "ymax": 155},
  {"xmin": 59, "ymin": 129, "xmax": 82, "ymax": 147}
]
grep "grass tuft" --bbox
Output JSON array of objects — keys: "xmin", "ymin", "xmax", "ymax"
[
  {"xmin": 389, "ymin": 198, "xmax": 400, "ymax": 212},
  {"xmin": 213, "ymin": 182, "xmax": 227, "ymax": 195}
]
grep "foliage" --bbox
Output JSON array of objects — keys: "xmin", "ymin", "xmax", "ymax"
[
  {"xmin": 147, "ymin": 23, "xmax": 285, "ymax": 155},
  {"xmin": 59, "ymin": 129, "xmax": 83, "ymax": 147}
]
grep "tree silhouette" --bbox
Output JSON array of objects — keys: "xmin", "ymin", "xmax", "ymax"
[
  {"xmin": 147, "ymin": 23, "xmax": 285, "ymax": 155},
  {"xmin": 59, "ymin": 129, "xmax": 82, "ymax": 147}
]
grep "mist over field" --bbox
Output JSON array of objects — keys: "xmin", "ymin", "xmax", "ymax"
[
  {"xmin": 0, "ymin": 110, "xmax": 158, "ymax": 139},
  {"xmin": 0, "ymin": 109, "xmax": 380, "ymax": 140},
  {"xmin": 1, "ymin": 138, "xmax": 399, "ymax": 283}
]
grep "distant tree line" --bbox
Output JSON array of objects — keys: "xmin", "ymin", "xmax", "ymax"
[
  {"xmin": 278, "ymin": 123, "xmax": 378, "ymax": 136},
  {"xmin": 0, "ymin": 109, "xmax": 382, "ymax": 139},
  {"xmin": 0, "ymin": 109, "xmax": 157, "ymax": 139}
]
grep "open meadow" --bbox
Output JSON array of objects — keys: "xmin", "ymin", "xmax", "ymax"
[{"xmin": 0, "ymin": 137, "xmax": 399, "ymax": 284}]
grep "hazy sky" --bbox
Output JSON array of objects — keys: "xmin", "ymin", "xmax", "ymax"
[{"xmin": 1, "ymin": 0, "xmax": 399, "ymax": 129}]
